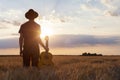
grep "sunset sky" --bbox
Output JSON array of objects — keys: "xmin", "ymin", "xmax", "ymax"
[{"xmin": 0, "ymin": 0, "xmax": 120, "ymax": 55}]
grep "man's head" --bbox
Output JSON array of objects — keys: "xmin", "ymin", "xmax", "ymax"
[{"xmin": 25, "ymin": 9, "xmax": 38, "ymax": 20}]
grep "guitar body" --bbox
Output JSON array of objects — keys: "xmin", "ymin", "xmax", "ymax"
[
  {"xmin": 39, "ymin": 36, "xmax": 54, "ymax": 67},
  {"xmin": 40, "ymin": 51, "xmax": 54, "ymax": 66}
]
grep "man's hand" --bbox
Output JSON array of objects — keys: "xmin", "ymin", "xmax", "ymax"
[
  {"xmin": 19, "ymin": 33, "xmax": 24, "ymax": 57},
  {"xmin": 20, "ymin": 51, "xmax": 23, "ymax": 56},
  {"xmin": 45, "ymin": 47, "xmax": 49, "ymax": 52}
]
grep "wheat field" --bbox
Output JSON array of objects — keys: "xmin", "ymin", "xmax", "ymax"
[{"xmin": 0, "ymin": 55, "xmax": 120, "ymax": 80}]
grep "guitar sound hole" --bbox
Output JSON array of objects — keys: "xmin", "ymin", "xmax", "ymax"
[{"xmin": 44, "ymin": 55, "xmax": 49, "ymax": 59}]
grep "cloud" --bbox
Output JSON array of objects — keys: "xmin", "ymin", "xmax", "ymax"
[
  {"xmin": 0, "ymin": 9, "xmax": 24, "ymax": 26},
  {"xmin": 104, "ymin": 10, "xmax": 120, "ymax": 16},
  {"xmin": 0, "ymin": 26, "xmax": 8, "ymax": 29},
  {"xmin": 11, "ymin": 33, "xmax": 19, "ymax": 36},
  {"xmin": 79, "ymin": 0, "xmax": 120, "ymax": 16},
  {"xmin": 0, "ymin": 38, "xmax": 19, "ymax": 49},
  {"xmin": 101, "ymin": 0, "xmax": 120, "ymax": 16},
  {"xmin": 0, "ymin": 21, "xmax": 10, "ymax": 29},
  {"xmin": 0, "ymin": 35, "xmax": 120, "ymax": 49},
  {"xmin": 80, "ymin": 0, "xmax": 103, "ymax": 14},
  {"xmin": 40, "ymin": 10, "xmax": 72, "ymax": 23},
  {"xmin": 80, "ymin": 4, "xmax": 101, "ymax": 13},
  {"xmin": 0, "ymin": 19, "xmax": 21, "ymax": 26},
  {"xmin": 50, "ymin": 35, "xmax": 120, "ymax": 47}
]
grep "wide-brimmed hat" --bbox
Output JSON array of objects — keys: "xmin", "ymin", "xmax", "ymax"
[{"xmin": 25, "ymin": 9, "xmax": 38, "ymax": 19}]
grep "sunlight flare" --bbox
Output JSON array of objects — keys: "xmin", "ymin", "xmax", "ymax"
[
  {"xmin": 40, "ymin": 26, "xmax": 54, "ymax": 38},
  {"xmin": 36, "ymin": 18, "xmax": 54, "ymax": 38}
]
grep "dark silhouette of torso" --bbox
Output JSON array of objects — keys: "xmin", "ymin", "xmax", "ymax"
[{"xmin": 19, "ymin": 21, "xmax": 40, "ymax": 54}]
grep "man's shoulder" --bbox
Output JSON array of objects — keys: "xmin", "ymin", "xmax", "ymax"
[
  {"xmin": 34, "ymin": 22, "xmax": 40, "ymax": 27},
  {"xmin": 22, "ymin": 21, "xmax": 40, "ymax": 27},
  {"xmin": 21, "ymin": 21, "xmax": 29, "ymax": 27}
]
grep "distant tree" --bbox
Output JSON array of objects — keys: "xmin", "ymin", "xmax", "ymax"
[
  {"xmin": 82, "ymin": 52, "xmax": 88, "ymax": 56},
  {"xmin": 82, "ymin": 52, "xmax": 102, "ymax": 56},
  {"xmin": 97, "ymin": 54, "xmax": 103, "ymax": 56},
  {"xmin": 88, "ymin": 53, "xmax": 91, "ymax": 56}
]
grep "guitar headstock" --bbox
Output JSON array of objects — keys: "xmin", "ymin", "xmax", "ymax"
[{"xmin": 45, "ymin": 36, "xmax": 49, "ymax": 41}]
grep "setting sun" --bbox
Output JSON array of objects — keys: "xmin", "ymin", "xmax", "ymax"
[
  {"xmin": 36, "ymin": 17, "xmax": 54, "ymax": 38},
  {"xmin": 40, "ymin": 26, "xmax": 54, "ymax": 38}
]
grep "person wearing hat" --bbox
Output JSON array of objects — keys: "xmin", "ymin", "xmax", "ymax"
[{"xmin": 19, "ymin": 9, "xmax": 48, "ymax": 67}]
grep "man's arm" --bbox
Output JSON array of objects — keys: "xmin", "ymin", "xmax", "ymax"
[
  {"xmin": 19, "ymin": 33, "xmax": 24, "ymax": 56},
  {"xmin": 38, "ymin": 38, "xmax": 48, "ymax": 51},
  {"xmin": 37, "ymin": 25, "xmax": 48, "ymax": 51}
]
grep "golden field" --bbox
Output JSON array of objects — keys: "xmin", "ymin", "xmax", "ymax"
[{"xmin": 0, "ymin": 55, "xmax": 120, "ymax": 80}]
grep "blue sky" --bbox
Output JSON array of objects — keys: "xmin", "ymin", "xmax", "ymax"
[
  {"xmin": 0, "ymin": 0, "xmax": 120, "ymax": 36},
  {"xmin": 0, "ymin": 0, "xmax": 120, "ymax": 55}
]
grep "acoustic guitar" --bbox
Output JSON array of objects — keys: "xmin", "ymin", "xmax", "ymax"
[{"xmin": 39, "ymin": 36, "xmax": 54, "ymax": 67}]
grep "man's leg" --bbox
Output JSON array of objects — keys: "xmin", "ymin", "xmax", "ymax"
[
  {"xmin": 23, "ymin": 53, "xmax": 30, "ymax": 67},
  {"xmin": 32, "ymin": 54, "xmax": 39, "ymax": 67}
]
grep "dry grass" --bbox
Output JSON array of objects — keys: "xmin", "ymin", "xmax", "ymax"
[{"xmin": 0, "ymin": 55, "xmax": 120, "ymax": 80}]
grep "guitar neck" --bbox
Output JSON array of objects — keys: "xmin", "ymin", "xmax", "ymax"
[
  {"xmin": 46, "ymin": 39, "xmax": 48, "ymax": 48},
  {"xmin": 45, "ymin": 36, "xmax": 49, "ymax": 52}
]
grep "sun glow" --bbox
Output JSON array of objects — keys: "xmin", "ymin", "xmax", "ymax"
[
  {"xmin": 36, "ymin": 18, "xmax": 54, "ymax": 38},
  {"xmin": 40, "ymin": 26, "xmax": 54, "ymax": 38}
]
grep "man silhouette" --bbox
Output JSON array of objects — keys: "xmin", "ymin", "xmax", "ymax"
[{"xmin": 19, "ymin": 9, "xmax": 48, "ymax": 67}]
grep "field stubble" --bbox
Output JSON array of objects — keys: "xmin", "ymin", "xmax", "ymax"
[{"xmin": 0, "ymin": 55, "xmax": 120, "ymax": 80}]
